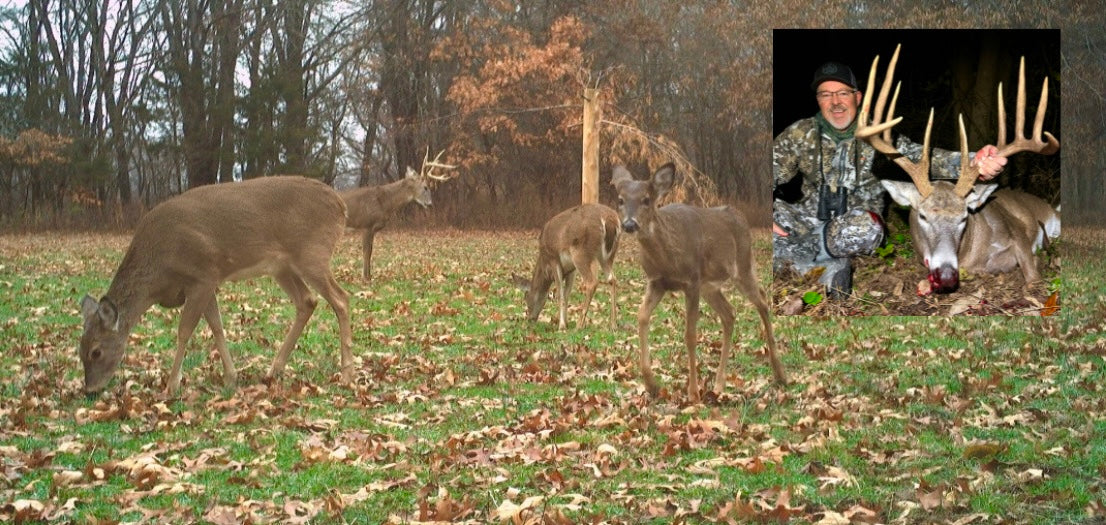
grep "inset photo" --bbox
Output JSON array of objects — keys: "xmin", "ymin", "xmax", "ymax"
[{"xmin": 771, "ymin": 29, "xmax": 1060, "ymax": 316}]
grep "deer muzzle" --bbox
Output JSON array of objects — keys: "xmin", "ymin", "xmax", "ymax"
[
  {"xmin": 929, "ymin": 265, "xmax": 960, "ymax": 293},
  {"xmin": 620, "ymin": 218, "xmax": 640, "ymax": 233}
]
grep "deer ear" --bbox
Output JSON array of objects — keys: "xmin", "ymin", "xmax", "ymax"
[
  {"xmin": 964, "ymin": 184, "xmax": 998, "ymax": 211},
  {"xmin": 80, "ymin": 294, "xmax": 100, "ymax": 321},
  {"xmin": 95, "ymin": 297, "xmax": 120, "ymax": 331},
  {"xmin": 651, "ymin": 163, "xmax": 676, "ymax": 198},
  {"xmin": 611, "ymin": 166, "xmax": 633, "ymax": 189},
  {"xmin": 880, "ymin": 180, "xmax": 921, "ymax": 208}
]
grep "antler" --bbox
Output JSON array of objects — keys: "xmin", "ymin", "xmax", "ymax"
[
  {"xmin": 856, "ymin": 44, "xmax": 935, "ymax": 198},
  {"xmin": 954, "ymin": 56, "xmax": 1059, "ymax": 197},
  {"xmin": 421, "ymin": 148, "xmax": 458, "ymax": 181}
]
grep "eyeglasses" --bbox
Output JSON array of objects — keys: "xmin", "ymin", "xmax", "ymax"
[{"xmin": 816, "ymin": 89, "xmax": 857, "ymax": 101}]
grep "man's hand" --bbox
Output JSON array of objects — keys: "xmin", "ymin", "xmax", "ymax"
[
  {"xmin": 972, "ymin": 144, "xmax": 1007, "ymax": 181},
  {"xmin": 772, "ymin": 223, "xmax": 789, "ymax": 237}
]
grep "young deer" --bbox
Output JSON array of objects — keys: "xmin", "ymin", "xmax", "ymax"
[
  {"xmin": 78, "ymin": 176, "xmax": 352, "ymax": 396},
  {"xmin": 342, "ymin": 151, "xmax": 456, "ymax": 280},
  {"xmin": 612, "ymin": 164, "xmax": 787, "ymax": 402},
  {"xmin": 857, "ymin": 45, "xmax": 1060, "ymax": 294},
  {"xmin": 520, "ymin": 203, "xmax": 620, "ymax": 330}
]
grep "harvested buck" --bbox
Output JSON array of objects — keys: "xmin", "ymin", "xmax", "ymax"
[
  {"xmin": 520, "ymin": 203, "xmax": 620, "ymax": 330},
  {"xmin": 612, "ymin": 164, "xmax": 786, "ymax": 402},
  {"xmin": 78, "ymin": 176, "xmax": 352, "ymax": 396},
  {"xmin": 857, "ymin": 45, "xmax": 1060, "ymax": 294},
  {"xmin": 342, "ymin": 150, "xmax": 456, "ymax": 280}
]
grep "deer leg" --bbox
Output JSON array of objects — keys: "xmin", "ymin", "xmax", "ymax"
[
  {"xmin": 555, "ymin": 264, "xmax": 568, "ymax": 330},
  {"xmin": 202, "ymin": 295, "xmax": 236, "ymax": 389},
  {"xmin": 733, "ymin": 261, "xmax": 788, "ymax": 385},
  {"xmin": 1010, "ymin": 229, "xmax": 1042, "ymax": 284},
  {"xmin": 572, "ymin": 250, "xmax": 598, "ymax": 330},
  {"xmin": 301, "ymin": 267, "xmax": 353, "ymax": 384},
  {"xmin": 683, "ymin": 287, "xmax": 702, "ymax": 404},
  {"xmin": 168, "ymin": 287, "xmax": 216, "ymax": 395},
  {"xmin": 268, "ymin": 270, "xmax": 317, "ymax": 382},
  {"xmin": 637, "ymin": 282, "xmax": 666, "ymax": 398},
  {"xmin": 601, "ymin": 261, "xmax": 618, "ymax": 330},
  {"xmin": 701, "ymin": 284, "xmax": 734, "ymax": 395},
  {"xmin": 361, "ymin": 230, "xmax": 376, "ymax": 281}
]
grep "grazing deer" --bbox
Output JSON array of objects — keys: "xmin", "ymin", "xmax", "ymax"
[
  {"xmin": 857, "ymin": 45, "xmax": 1060, "ymax": 294},
  {"xmin": 342, "ymin": 151, "xmax": 456, "ymax": 280},
  {"xmin": 78, "ymin": 176, "xmax": 352, "ymax": 396},
  {"xmin": 519, "ymin": 203, "xmax": 621, "ymax": 330},
  {"xmin": 612, "ymin": 164, "xmax": 787, "ymax": 402}
]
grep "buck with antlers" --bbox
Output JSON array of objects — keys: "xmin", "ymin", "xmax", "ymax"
[
  {"xmin": 857, "ymin": 45, "xmax": 1060, "ymax": 294},
  {"xmin": 518, "ymin": 203, "xmax": 621, "ymax": 330},
  {"xmin": 612, "ymin": 164, "xmax": 786, "ymax": 403},
  {"xmin": 79, "ymin": 176, "xmax": 352, "ymax": 396},
  {"xmin": 342, "ymin": 150, "xmax": 456, "ymax": 280}
]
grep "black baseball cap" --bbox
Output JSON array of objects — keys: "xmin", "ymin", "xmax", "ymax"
[{"xmin": 811, "ymin": 61, "xmax": 858, "ymax": 91}]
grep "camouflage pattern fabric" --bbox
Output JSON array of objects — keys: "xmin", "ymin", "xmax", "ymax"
[{"xmin": 823, "ymin": 209, "xmax": 884, "ymax": 259}]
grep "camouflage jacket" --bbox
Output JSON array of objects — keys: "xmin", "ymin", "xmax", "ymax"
[{"xmin": 773, "ymin": 115, "xmax": 966, "ymax": 217}]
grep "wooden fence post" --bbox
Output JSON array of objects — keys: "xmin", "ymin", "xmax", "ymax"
[{"xmin": 581, "ymin": 88, "xmax": 600, "ymax": 204}]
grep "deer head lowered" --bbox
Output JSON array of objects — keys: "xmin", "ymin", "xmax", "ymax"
[
  {"xmin": 519, "ymin": 203, "xmax": 620, "ymax": 330},
  {"xmin": 857, "ymin": 45, "xmax": 1060, "ymax": 294},
  {"xmin": 79, "ymin": 176, "xmax": 352, "ymax": 396},
  {"xmin": 612, "ymin": 163, "xmax": 786, "ymax": 403},
  {"xmin": 341, "ymin": 149, "xmax": 457, "ymax": 280}
]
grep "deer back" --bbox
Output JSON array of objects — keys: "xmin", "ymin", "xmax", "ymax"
[
  {"xmin": 111, "ymin": 176, "xmax": 346, "ymax": 303},
  {"xmin": 537, "ymin": 204, "xmax": 619, "ymax": 268}
]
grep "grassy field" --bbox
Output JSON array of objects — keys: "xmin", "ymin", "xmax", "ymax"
[{"xmin": 0, "ymin": 227, "xmax": 1103, "ymax": 524}]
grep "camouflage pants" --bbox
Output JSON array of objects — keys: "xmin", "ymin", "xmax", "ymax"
[{"xmin": 774, "ymin": 201, "xmax": 884, "ymax": 291}]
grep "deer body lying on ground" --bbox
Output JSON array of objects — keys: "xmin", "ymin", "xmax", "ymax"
[
  {"xmin": 520, "ymin": 203, "xmax": 620, "ymax": 330},
  {"xmin": 79, "ymin": 176, "xmax": 352, "ymax": 396},
  {"xmin": 612, "ymin": 163, "xmax": 787, "ymax": 403}
]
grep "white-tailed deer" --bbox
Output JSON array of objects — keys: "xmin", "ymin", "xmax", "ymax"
[
  {"xmin": 342, "ymin": 150, "xmax": 456, "ymax": 280},
  {"xmin": 612, "ymin": 164, "xmax": 787, "ymax": 402},
  {"xmin": 78, "ymin": 176, "xmax": 352, "ymax": 396},
  {"xmin": 857, "ymin": 45, "xmax": 1060, "ymax": 294},
  {"xmin": 519, "ymin": 203, "xmax": 620, "ymax": 330}
]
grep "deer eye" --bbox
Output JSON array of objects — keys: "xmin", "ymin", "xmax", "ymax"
[
  {"xmin": 642, "ymin": 198, "xmax": 650, "ymax": 206},
  {"xmin": 90, "ymin": 348, "xmax": 102, "ymax": 360}
]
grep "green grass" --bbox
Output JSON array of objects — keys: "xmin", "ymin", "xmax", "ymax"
[{"xmin": 0, "ymin": 228, "xmax": 1103, "ymax": 523}]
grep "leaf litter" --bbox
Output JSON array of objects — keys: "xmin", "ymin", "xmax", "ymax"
[{"xmin": 0, "ymin": 229, "xmax": 1102, "ymax": 523}]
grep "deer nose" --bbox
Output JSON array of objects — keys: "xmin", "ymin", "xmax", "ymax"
[
  {"xmin": 930, "ymin": 266, "xmax": 960, "ymax": 293},
  {"xmin": 621, "ymin": 219, "xmax": 639, "ymax": 233}
]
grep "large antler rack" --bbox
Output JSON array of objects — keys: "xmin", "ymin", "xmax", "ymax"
[
  {"xmin": 855, "ymin": 44, "xmax": 936, "ymax": 198},
  {"xmin": 954, "ymin": 56, "xmax": 1059, "ymax": 197},
  {"xmin": 420, "ymin": 148, "xmax": 458, "ymax": 181}
]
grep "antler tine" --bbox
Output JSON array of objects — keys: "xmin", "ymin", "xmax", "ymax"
[
  {"xmin": 995, "ymin": 56, "xmax": 1060, "ymax": 160},
  {"xmin": 421, "ymin": 148, "xmax": 458, "ymax": 181},
  {"xmin": 856, "ymin": 44, "xmax": 933, "ymax": 197},
  {"xmin": 955, "ymin": 114, "xmax": 980, "ymax": 197}
]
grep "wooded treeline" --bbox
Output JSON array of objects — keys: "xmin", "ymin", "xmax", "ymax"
[{"xmin": 0, "ymin": 1, "xmax": 1102, "ymax": 229}]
